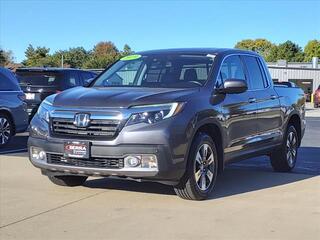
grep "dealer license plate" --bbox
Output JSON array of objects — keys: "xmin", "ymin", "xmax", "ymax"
[{"xmin": 64, "ymin": 141, "xmax": 90, "ymax": 159}]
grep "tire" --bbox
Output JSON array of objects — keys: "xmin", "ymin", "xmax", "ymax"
[
  {"xmin": 0, "ymin": 113, "xmax": 13, "ymax": 147},
  {"xmin": 174, "ymin": 133, "xmax": 218, "ymax": 200},
  {"xmin": 270, "ymin": 125, "xmax": 299, "ymax": 172},
  {"xmin": 48, "ymin": 175, "xmax": 88, "ymax": 187}
]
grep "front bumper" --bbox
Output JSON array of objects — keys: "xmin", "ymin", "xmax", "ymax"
[{"xmin": 28, "ymin": 136, "xmax": 185, "ymax": 184}]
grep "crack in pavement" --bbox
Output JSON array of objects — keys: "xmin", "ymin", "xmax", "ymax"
[{"xmin": 0, "ymin": 190, "xmax": 107, "ymax": 229}]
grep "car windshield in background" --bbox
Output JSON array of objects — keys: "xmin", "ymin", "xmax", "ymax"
[
  {"xmin": 16, "ymin": 71, "xmax": 63, "ymax": 86},
  {"xmin": 92, "ymin": 54, "xmax": 215, "ymax": 88}
]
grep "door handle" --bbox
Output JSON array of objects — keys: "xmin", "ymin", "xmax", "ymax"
[
  {"xmin": 248, "ymin": 98, "xmax": 256, "ymax": 103},
  {"xmin": 270, "ymin": 95, "xmax": 277, "ymax": 100}
]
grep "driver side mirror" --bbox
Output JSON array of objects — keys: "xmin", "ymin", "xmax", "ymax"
[{"xmin": 217, "ymin": 79, "xmax": 247, "ymax": 94}]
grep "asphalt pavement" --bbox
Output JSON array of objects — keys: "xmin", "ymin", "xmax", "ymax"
[{"xmin": 0, "ymin": 115, "xmax": 319, "ymax": 240}]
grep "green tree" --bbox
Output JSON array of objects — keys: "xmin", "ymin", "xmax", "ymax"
[
  {"xmin": 83, "ymin": 41, "xmax": 120, "ymax": 68},
  {"xmin": 304, "ymin": 40, "xmax": 320, "ymax": 61},
  {"xmin": 63, "ymin": 47, "xmax": 90, "ymax": 68},
  {"xmin": 235, "ymin": 39, "xmax": 276, "ymax": 61},
  {"xmin": 23, "ymin": 44, "xmax": 51, "ymax": 66},
  {"xmin": 121, "ymin": 44, "xmax": 133, "ymax": 57},
  {"xmin": 0, "ymin": 48, "xmax": 14, "ymax": 66},
  {"xmin": 272, "ymin": 41, "xmax": 304, "ymax": 62}
]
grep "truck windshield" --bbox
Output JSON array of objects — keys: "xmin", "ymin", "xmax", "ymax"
[{"xmin": 92, "ymin": 54, "xmax": 215, "ymax": 88}]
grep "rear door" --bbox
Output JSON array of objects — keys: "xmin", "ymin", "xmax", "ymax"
[
  {"xmin": 16, "ymin": 70, "xmax": 62, "ymax": 103},
  {"xmin": 218, "ymin": 55, "xmax": 258, "ymax": 160},
  {"xmin": 242, "ymin": 55, "xmax": 282, "ymax": 146}
]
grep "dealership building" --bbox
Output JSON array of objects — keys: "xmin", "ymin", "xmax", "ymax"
[{"xmin": 267, "ymin": 57, "xmax": 320, "ymax": 102}]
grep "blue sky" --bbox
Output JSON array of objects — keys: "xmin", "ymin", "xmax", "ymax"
[{"xmin": 1, "ymin": 0, "xmax": 319, "ymax": 62}]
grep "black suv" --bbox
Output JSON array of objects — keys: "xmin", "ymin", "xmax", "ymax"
[
  {"xmin": 16, "ymin": 68, "xmax": 97, "ymax": 119},
  {"xmin": 28, "ymin": 49, "xmax": 305, "ymax": 200}
]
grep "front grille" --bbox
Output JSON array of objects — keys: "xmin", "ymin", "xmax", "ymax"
[
  {"xmin": 51, "ymin": 118, "xmax": 121, "ymax": 138},
  {"xmin": 47, "ymin": 153, "xmax": 124, "ymax": 169}
]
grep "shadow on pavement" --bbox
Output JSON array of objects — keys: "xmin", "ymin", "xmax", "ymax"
[
  {"xmin": 85, "ymin": 147, "xmax": 318, "ymax": 199},
  {"xmin": 85, "ymin": 178, "xmax": 176, "ymax": 195},
  {"xmin": 232, "ymin": 147, "xmax": 320, "ymax": 175},
  {"xmin": 210, "ymin": 168, "xmax": 315, "ymax": 200},
  {"xmin": 0, "ymin": 132, "xmax": 28, "ymax": 154}
]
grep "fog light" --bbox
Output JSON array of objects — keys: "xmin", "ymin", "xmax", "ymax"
[
  {"xmin": 141, "ymin": 155, "xmax": 158, "ymax": 168},
  {"xmin": 30, "ymin": 147, "xmax": 46, "ymax": 161},
  {"xmin": 124, "ymin": 156, "xmax": 141, "ymax": 167},
  {"xmin": 39, "ymin": 151, "xmax": 46, "ymax": 161}
]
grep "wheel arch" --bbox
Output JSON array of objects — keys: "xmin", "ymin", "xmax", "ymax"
[
  {"xmin": 286, "ymin": 113, "xmax": 302, "ymax": 147},
  {"xmin": 187, "ymin": 120, "xmax": 225, "ymax": 173}
]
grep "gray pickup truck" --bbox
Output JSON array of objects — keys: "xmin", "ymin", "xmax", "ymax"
[{"xmin": 28, "ymin": 49, "xmax": 306, "ymax": 200}]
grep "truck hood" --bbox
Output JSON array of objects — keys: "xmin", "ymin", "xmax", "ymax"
[{"xmin": 52, "ymin": 86, "xmax": 198, "ymax": 108}]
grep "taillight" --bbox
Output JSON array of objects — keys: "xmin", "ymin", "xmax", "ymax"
[{"xmin": 18, "ymin": 93, "xmax": 26, "ymax": 101}]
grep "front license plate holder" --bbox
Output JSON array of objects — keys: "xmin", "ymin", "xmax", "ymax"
[{"xmin": 64, "ymin": 141, "xmax": 90, "ymax": 159}]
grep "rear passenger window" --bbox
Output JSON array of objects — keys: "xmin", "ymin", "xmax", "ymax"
[
  {"xmin": 243, "ymin": 56, "xmax": 265, "ymax": 89},
  {"xmin": 81, "ymin": 72, "xmax": 95, "ymax": 85},
  {"xmin": 82, "ymin": 72, "xmax": 93, "ymax": 81},
  {"xmin": 64, "ymin": 72, "xmax": 80, "ymax": 89},
  {"xmin": 0, "ymin": 72, "xmax": 20, "ymax": 91},
  {"xmin": 180, "ymin": 63, "xmax": 211, "ymax": 81},
  {"xmin": 219, "ymin": 56, "xmax": 246, "ymax": 82}
]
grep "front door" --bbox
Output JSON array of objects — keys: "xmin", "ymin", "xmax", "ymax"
[{"xmin": 217, "ymin": 55, "xmax": 258, "ymax": 161}]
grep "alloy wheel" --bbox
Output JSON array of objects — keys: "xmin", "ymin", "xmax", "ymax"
[
  {"xmin": 0, "ymin": 117, "xmax": 11, "ymax": 145},
  {"xmin": 194, "ymin": 143, "xmax": 216, "ymax": 191}
]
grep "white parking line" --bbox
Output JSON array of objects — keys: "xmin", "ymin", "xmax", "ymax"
[{"xmin": 0, "ymin": 148, "xmax": 28, "ymax": 154}]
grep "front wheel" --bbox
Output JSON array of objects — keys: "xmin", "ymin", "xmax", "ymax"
[
  {"xmin": 0, "ymin": 113, "xmax": 13, "ymax": 147},
  {"xmin": 174, "ymin": 133, "xmax": 218, "ymax": 200},
  {"xmin": 270, "ymin": 125, "xmax": 299, "ymax": 172},
  {"xmin": 48, "ymin": 175, "xmax": 88, "ymax": 187}
]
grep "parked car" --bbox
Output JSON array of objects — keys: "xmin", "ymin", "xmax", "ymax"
[
  {"xmin": 313, "ymin": 84, "xmax": 320, "ymax": 108},
  {"xmin": 0, "ymin": 67, "xmax": 28, "ymax": 147},
  {"xmin": 274, "ymin": 81, "xmax": 296, "ymax": 88},
  {"xmin": 28, "ymin": 49, "xmax": 306, "ymax": 200},
  {"xmin": 15, "ymin": 68, "xmax": 97, "ymax": 119}
]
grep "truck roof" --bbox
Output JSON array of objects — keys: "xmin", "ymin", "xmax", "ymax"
[{"xmin": 137, "ymin": 48, "xmax": 259, "ymax": 56}]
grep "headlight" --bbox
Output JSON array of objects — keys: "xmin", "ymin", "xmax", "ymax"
[
  {"xmin": 37, "ymin": 104, "xmax": 50, "ymax": 123},
  {"xmin": 126, "ymin": 102, "xmax": 185, "ymax": 126}
]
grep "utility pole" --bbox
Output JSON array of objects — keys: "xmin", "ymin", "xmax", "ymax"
[{"xmin": 61, "ymin": 54, "xmax": 64, "ymax": 68}]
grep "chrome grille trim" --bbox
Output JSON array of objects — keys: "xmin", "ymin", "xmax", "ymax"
[{"xmin": 51, "ymin": 117, "xmax": 121, "ymax": 138}]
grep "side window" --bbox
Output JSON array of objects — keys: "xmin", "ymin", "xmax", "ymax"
[
  {"xmin": 65, "ymin": 71, "xmax": 80, "ymax": 89},
  {"xmin": 81, "ymin": 72, "xmax": 95, "ymax": 85},
  {"xmin": 243, "ymin": 56, "xmax": 265, "ymax": 89},
  {"xmin": 220, "ymin": 56, "xmax": 246, "ymax": 82},
  {"xmin": 0, "ymin": 71, "xmax": 20, "ymax": 91}
]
